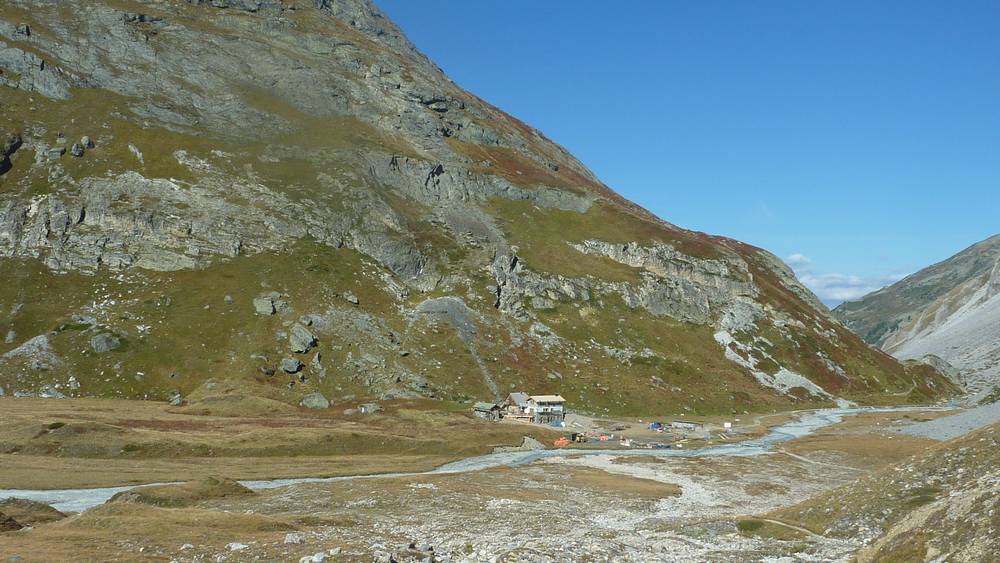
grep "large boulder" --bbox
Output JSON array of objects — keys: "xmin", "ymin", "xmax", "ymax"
[
  {"xmin": 300, "ymin": 392, "xmax": 330, "ymax": 409},
  {"xmin": 280, "ymin": 357, "xmax": 304, "ymax": 374},
  {"xmin": 253, "ymin": 296, "xmax": 276, "ymax": 315},
  {"xmin": 289, "ymin": 324, "xmax": 317, "ymax": 353},
  {"xmin": 89, "ymin": 333, "xmax": 121, "ymax": 353}
]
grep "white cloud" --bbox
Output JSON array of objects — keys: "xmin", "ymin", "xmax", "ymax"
[
  {"xmin": 785, "ymin": 253, "xmax": 812, "ymax": 270},
  {"xmin": 785, "ymin": 253, "xmax": 905, "ymax": 307}
]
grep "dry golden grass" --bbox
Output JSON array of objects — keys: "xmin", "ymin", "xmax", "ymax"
[
  {"xmin": 0, "ymin": 454, "xmax": 455, "ymax": 491},
  {"xmin": 779, "ymin": 433, "xmax": 937, "ymax": 470},
  {"xmin": 107, "ymin": 477, "xmax": 255, "ymax": 508},
  {"xmin": 774, "ymin": 410, "xmax": 947, "ymax": 470},
  {"xmin": 0, "ymin": 397, "xmax": 559, "ymax": 489},
  {"xmin": 0, "ymin": 503, "xmax": 296, "ymax": 562}
]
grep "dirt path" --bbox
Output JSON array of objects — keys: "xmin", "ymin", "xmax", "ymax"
[
  {"xmin": 754, "ymin": 518, "xmax": 829, "ymax": 541},
  {"xmin": 776, "ymin": 450, "xmax": 865, "ymax": 473}
]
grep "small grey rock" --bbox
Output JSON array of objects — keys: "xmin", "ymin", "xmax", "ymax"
[
  {"xmin": 289, "ymin": 323, "xmax": 317, "ymax": 353},
  {"xmin": 167, "ymin": 390, "xmax": 183, "ymax": 406},
  {"xmin": 253, "ymin": 296, "xmax": 275, "ymax": 315},
  {"xmin": 89, "ymin": 332, "xmax": 121, "ymax": 353},
  {"xmin": 71, "ymin": 314, "xmax": 97, "ymax": 326},
  {"xmin": 4, "ymin": 330, "xmax": 14, "ymax": 344},
  {"xmin": 281, "ymin": 357, "xmax": 303, "ymax": 374},
  {"xmin": 47, "ymin": 147, "xmax": 65, "ymax": 160},
  {"xmin": 81, "ymin": 136, "xmax": 95, "ymax": 149},
  {"xmin": 70, "ymin": 143, "xmax": 85, "ymax": 157},
  {"xmin": 223, "ymin": 294, "xmax": 234, "ymax": 305},
  {"xmin": 283, "ymin": 532, "xmax": 306, "ymax": 545},
  {"xmin": 343, "ymin": 291, "xmax": 359, "ymax": 305},
  {"xmin": 300, "ymin": 392, "xmax": 330, "ymax": 409},
  {"xmin": 38, "ymin": 385, "xmax": 66, "ymax": 399}
]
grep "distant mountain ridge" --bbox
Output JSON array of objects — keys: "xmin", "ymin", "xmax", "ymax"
[{"xmin": 834, "ymin": 235, "xmax": 1000, "ymax": 397}]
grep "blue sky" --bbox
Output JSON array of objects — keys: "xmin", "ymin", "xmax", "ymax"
[{"xmin": 378, "ymin": 1, "xmax": 999, "ymax": 306}]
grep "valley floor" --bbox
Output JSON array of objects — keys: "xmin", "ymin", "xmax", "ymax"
[{"xmin": 0, "ymin": 399, "xmax": 993, "ymax": 562}]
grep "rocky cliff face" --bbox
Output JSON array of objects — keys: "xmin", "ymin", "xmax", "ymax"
[
  {"xmin": 835, "ymin": 235, "xmax": 1000, "ymax": 398},
  {"xmin": 0, "ymin": 0, "xmax": 956, "ymax": 414}
]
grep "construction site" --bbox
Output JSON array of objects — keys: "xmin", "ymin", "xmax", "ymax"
[{"xmin": 472, "ymin": 393, "xmax": 750, "ymax": 449}]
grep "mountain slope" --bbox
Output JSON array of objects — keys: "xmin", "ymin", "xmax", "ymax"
[
  {"xmin": 774, "ymin": 422, "xmax": 999, "ymax": 562},
  {"xmin": 0, "ymin": 0, "xmax": 956, "ymax": 414},
  {"xmin": 834, "ymin": 235, "xmax": 1000, "ymax": 396}
]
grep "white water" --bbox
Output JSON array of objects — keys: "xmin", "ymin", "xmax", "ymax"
[{"xmin": 0, "ymin": 406, "xmax": 950, "ymax": 513}]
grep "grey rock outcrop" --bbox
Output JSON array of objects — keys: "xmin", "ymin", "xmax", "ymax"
[
  {"xmin": 1, "ymin": 334, "xmax": 62, "ymax": 371},
  {"xmin": 0, "ymin": 41, "xmax": 72, "ymax": 99},
  {"xmin": 571, "ymin": 240, "xmax": 759, "ymax": 325}
]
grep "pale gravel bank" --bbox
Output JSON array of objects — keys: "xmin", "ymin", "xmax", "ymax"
[{"xmin": 898, "ymin": 401, "xmax": 1000, "ymax": 440}]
